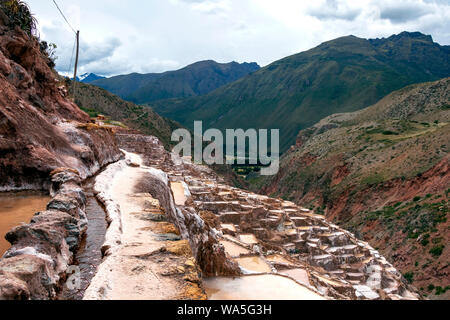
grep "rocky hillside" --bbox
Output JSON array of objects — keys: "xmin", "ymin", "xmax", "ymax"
[
  {"xmin": 0, "ymin": 4, "xmax": 122, "ymax": 191},
  {"xmin": 90, "ymin": 60, "xmax": 260, "ymax": 104},
  {"xmin": 261, "ymin": 78, "xmax": 450, "ymax": 298},
  {"xmin": 70, "ymin": 81, "xmax": 181, "ymax": 149},
  {"xmin": 152, "ymin": 32, "xmax": 450, "ymax": 152}
]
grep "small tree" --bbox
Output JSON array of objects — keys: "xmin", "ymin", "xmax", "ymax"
[{"xmin": 40, "ymin": 41, "xmax": 58, "ymax": 68}]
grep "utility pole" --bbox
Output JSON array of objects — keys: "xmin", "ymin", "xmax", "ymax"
[{"xmin": 73, "ymin": 30, "xmax": 80, "ymax": 99}]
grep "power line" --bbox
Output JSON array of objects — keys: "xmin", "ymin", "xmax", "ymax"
[
  {"xmin": 52, "ymin": 0, "xmax": 77, "ymax": 34},
  {"xmin": 51, "ymin": 0, "xmax": 80, "ymax": 100},
  {"xmin": 67, "ymin": 36, "xmax": 76, "ymax": 77}
]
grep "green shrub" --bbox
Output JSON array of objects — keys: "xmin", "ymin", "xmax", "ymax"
[
  {"xmin": 39, "ymin": 41, "xmax": 58, "ymax": 68},
  {"xmin": 403, "ymin": 272, "xmax": 414, "ymax": 284},
  {"xmin": 382, "ymin": 130, "xmax": 399, "ymax": 136},
  {"xmin": 435, "ymin": 286, "xmax": 450, "ymax": 296},
  {"xmin": 421, "ymin": 234, "xmax": 430, "ymax": 247},
  {"xmin": 429, "ymin": 245, "xmax": 445, "ymax": 258}
]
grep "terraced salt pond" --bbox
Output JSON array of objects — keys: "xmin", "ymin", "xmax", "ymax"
[
  {"xmin": 171, "ymin": 182, "xmax": 187, "ymax": 206},
  {"xmin": 204, "ymin": 275, "xmax": 326, "ymax": 300},
  {"xmin": 239, "ymin": 234, "xmax": 259, "ymax": 245},
  {"xmin": 0, "ymin": 192, "xmax": 50, "ymax": 256},
  {"xmin": 235, "ymin": 256, "xmax": 272, "ymax": 273},
  {"xmin": 220, "ymin": 240, "xmax": 250, "ymax": 257}
]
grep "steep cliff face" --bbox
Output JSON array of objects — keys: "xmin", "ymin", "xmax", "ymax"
[
  {"xmin": 261, "ymin": 78, "xmax": 450, "ymax": 297},
  {"xmin": 0, "ymin": 10, "xmax": 122, "ymax": 191}
]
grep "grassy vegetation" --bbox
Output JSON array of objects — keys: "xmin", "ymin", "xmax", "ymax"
[
  {"xmin": 104, "ymin": 120, "xmax": 128, "ymax": 128},
  {"xmin": 79, "ymin": 106, "xmax": 99, "ymax": 118},
  {"xmin": 0, "ymin": 0, "xmax": 36, "ymax": 37},
  {"xmin": 356, "ymin": 195, "xmax": 448, "ymax": 251},
  {"xmin": 404, "ymin": 202, "xmax": 447, "ymax": 238},
  {"xmin": 233, "ymin": 165, "xmax": 262, "ymax": 177},
  {"xmin": 361, "ymin": 173, "xmax": 385, "ymax": 186},
  {"xmin": 1, "ymin": 1, "xmax": 58, "ymax": 68}
]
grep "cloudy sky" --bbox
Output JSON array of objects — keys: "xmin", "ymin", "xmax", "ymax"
[{"xmin": 27, "ymin": 0, "xmax": 450, "ymax": 77}]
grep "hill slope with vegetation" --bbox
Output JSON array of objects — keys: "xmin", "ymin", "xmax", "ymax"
[
  {"xmin": 152, "ymin": 32, "xmax": 450, "ymax": 152},
  {"xmin": 70, "ymin": 81, "xmax": 181, "ymax": 149},
  {"xmin": 260, "ymin": 78, "xmax": 450, "ymax": 298}
]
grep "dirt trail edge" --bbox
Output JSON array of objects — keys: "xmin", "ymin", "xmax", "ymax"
[{"xmin": 83, "ymin": 150, "xmax": 205, "ymax": 300}]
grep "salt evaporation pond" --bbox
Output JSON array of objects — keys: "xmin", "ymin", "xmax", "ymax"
[
  {"xmin": 204, "ymin": 275, "xmax": 326, "ymax": 300},
  {"xmin": 235, "ymin": 256, "xmax": 272, "ymax": 273},
  {"xmin": 171, "ymin": 182, "xmax": 187, "ymax": 206},
  {"xmin": 220, "ymin": 240, "xmax": 250, "ymax": 257}
]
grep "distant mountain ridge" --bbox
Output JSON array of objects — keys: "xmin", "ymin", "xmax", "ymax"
[
  {"xmin": 90, "ymin": 60, "xmax": 260, "ymax": 104},
  {"xmin": 67, "ymin": 73, "xmax": 105, "ymax": 83},
  {"xmin": 79, "ymin": 73, "xmax": 105, "ymax": 83},
  {"xmin": 151, "ymin": 32, "xmax": 450, "ymax": 152}
]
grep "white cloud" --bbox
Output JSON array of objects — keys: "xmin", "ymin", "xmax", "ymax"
[
  {"xmin": 307, "ymin": 0, "xmax": 362, "ymax": 21},
  {"xmin": 26, "ymin": 0, "xmax": 450, "ymax": 77},
  {"xmin": 378, "ymin": 0, "xmax": 435, "ymax": 23}
]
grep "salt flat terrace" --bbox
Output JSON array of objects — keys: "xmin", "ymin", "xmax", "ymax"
[{"xmin": 117, "ymin": 133, "xmax": 420, "ymax": 301}]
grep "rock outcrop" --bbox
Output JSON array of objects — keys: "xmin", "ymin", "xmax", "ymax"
[
  {"xmin": 0, "ymin": 169, "xmax": 88, "ymax": 300},
  {"xmin": 0, "ymin": 10, "xmax": 122, "ymax": 192}
]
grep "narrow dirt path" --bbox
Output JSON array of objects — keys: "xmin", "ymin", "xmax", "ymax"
[{"xmin": 84, "ymin": 152, "xmax": 204, "ymax": 300}]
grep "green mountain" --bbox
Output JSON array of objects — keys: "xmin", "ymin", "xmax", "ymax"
[
  {"xmin": 259, "ymin": 78, "xmax": 450, "ymax": 296},
  {"xmin": 90, "ymin": 60, "xmax": 260, "ymax": 104},
  {"xmin": 152, "ymin": 32, "xmax": 450, "ymax": 152}
]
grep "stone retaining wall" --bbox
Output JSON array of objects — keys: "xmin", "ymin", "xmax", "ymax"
[{"xmin": 0, "ymin": 169, "xmax": 89, "ymax": 300}]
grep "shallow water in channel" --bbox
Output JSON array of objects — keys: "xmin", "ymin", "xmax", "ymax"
[{"xmin": 0, "ymin": 192, "xmax": 50, "ymax": 257}]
